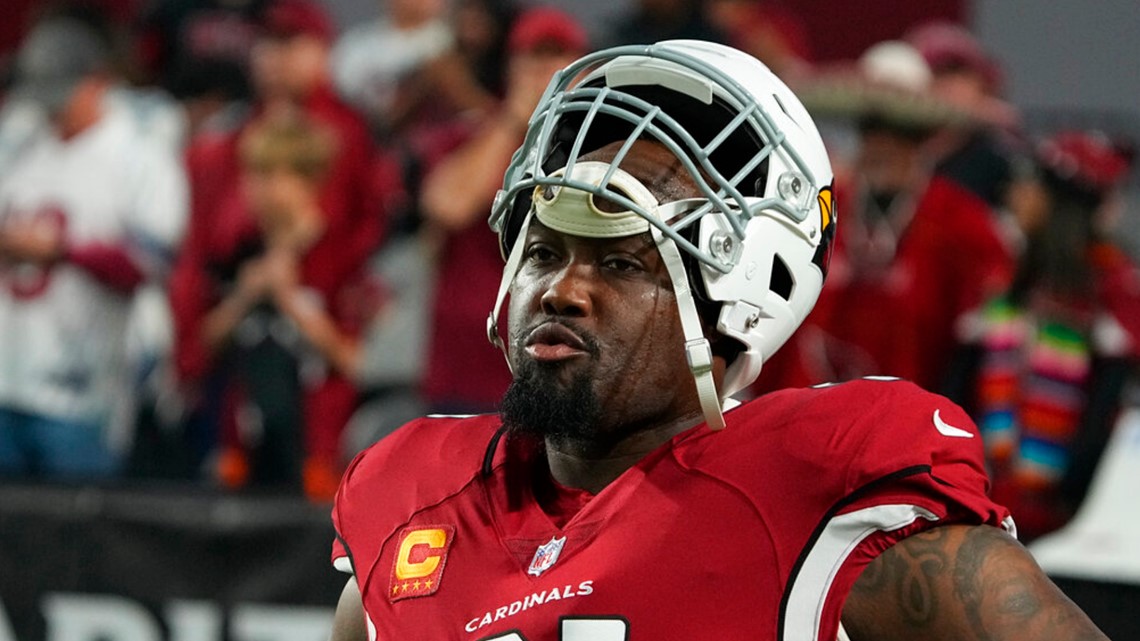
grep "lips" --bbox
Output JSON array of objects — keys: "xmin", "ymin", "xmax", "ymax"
[{"xmin": 524, "ymin": 322, "xmax": 590, "ymax": 362}]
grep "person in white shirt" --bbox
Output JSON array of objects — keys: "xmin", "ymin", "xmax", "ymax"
[
  {"xmin": 329, "ymin": 0, "xmax": 453, "ymax": 134},
  {"xmin": 0, "ymin": 15, "xmax": 188, "ymax": 479}
]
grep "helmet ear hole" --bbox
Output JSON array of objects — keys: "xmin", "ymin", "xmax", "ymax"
[{"xmin": 769, "ymin": 254, "xmax": 794, "ymax": 301}]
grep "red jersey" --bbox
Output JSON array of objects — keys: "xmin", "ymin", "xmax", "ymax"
[{"xmin": 332, "ymin": 378, "xmax": 1010, "ymax": 641}]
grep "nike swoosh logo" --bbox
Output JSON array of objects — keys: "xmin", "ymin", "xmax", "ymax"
[{"xmin": 933, "ymin": 409, "xmax": 974, "ymax": 438}]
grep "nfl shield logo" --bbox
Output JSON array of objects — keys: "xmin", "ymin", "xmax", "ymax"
[{"xmin": 527, "ymin": 536, "xmax": 566, "ymax": 576}]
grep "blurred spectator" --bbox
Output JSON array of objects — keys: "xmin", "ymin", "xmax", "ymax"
[
  {"xmin": 905, "ymin": 20, "xmax": 1021, "ymax": 211},
  {"xmin": 443, "ymin": 0, "xmax": 518, "ymax": 102},
  {"xmin": 330, "ymin": 0, "xmax": 453, "ymax": 138},
  {"xmin": 905, "ymin": 20, "xmax": 1015, "ymax": 129},
  {"xmin": 605, "ymin": 0, "xmax": 726, "ymax": 47},
  {"xmin": 189, "ymin": 115, "xmax": 383, "ymax": 494},
  {"xmin": 946, "ymin": 130, "xmax": 1140, "ymax": 541},
  {"xmin": 3, "ymin": 4, "xmax": 189, "ymax": 168},
  {"xmin": 395, "ymin": 0, "xmax": 521, "ymax": 130},
  {"xmin": 417, "ymin": 6, "xmax": 587, "ymax": 414},
  {"xmin": 331, "ymin": 0, "xmax": 522, "ymax": 458},
  {"xmin": 135, "ymin": 0, "xmax": 265, "ymax": 135},
  {"xmin": 169, "ymin": 0, "xmax": 390, "ymax": 500},
  {"xmin": 388, "ymin": 0, "xmax": 520, "ymax": 220},
  {"xmin": 0, "ymin": 15, "xmax": 188, "ymax": 479},
  {"xmin": 753, "ymin": 40, "xmax": 1015, "ymax": 393},
  {"xmin": 707, "ymin": 1, "xmax": 812, "ymax": 82}
]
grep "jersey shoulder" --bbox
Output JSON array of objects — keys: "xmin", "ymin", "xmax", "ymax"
[
  {"xmin": 724, "ymin": 376, "xmax": 965, "ymax": 449},
  {"xmin": 333, "ymin": 414, "xmax": 501, "ymax": 563},
  {"xmin": 676, "ymin": 378, "xmax": 986, "ymax": 497},
  {"xmin": 338, "ymin": 413, "xmax": 501, "ymax": 514}
]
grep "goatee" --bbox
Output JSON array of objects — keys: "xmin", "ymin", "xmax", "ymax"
[{"xmin": 499, "ymin": 358, "xmax": 601, "ymax": 444}]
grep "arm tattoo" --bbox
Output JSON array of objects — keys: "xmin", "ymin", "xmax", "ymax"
[
  {"xmin": 850, "ymin": 526, "xmax": 950, "ymax": 627},
  {"xmin": 951, "ymin": 525, "xmax": 1034, "ymax": 640},
  {"xmin": 952, "ymin": 526, "xmax": 1106, "ymax": 641},
  {"xmin": 845, "ymin": 526, "xmax": 1109, "ymax": 641}
]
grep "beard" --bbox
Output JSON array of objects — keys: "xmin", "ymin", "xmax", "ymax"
[{"xmin": 499, "ymin": 356, "xmax": 602, "ymax": 445}]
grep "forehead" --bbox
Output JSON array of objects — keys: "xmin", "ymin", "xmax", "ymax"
[{"xmin": 579, "ymin": 139, "xmax": 702, "ymax": 203}]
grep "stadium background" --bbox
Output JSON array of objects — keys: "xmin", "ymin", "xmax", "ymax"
[{"xmin": 0, "ymin": 0, "xmax": 1138, "ymax": 640}]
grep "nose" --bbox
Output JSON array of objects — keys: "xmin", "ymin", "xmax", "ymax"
[{"xmin": 540, "ymin": 262, "xmax": 593, "ymax": 318}]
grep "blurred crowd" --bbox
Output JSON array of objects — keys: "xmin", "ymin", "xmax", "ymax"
[
  {"xmin": 0, "ymin": 0, "xmax": 1136, "ymax": 542},
  {"xmin": 747, "ymin": 22, "xmax": 1140, "ymax": 542}
]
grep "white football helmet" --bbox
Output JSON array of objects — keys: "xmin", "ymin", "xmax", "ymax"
[{"xmin": 487, "ymin": 40, "xmax": 835, "ymax": 429}]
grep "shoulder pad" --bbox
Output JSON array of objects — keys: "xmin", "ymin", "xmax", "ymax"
[{"xmin": 333, "ymin": 414, "xmax": 501, "ymax": 577}]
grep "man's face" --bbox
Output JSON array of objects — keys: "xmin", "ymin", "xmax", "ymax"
[
  {"xmin": 501, "ymin": 141, "xmax": 703, "ymax": 447},
  {"xmin": 240, "ymin": 162, "xmax": 322, "ymax": 235},
  {"xmin": 857, "ymin": 127, "xmax": 924, "ymax": 197},
  {"xmin": 388, "ymin": 0, "xmax": 445, "ymax": 25},
  {"xmin": 931, "ymin": 69, "xmax": 989, "ymax": 108},
  {"xmin": 251, "ymin": 35, "xmax": 326, "ymax": 100}
]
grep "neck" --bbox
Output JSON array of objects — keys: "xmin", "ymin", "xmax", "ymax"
[{"xmin": 543, "ymin": 409, "xmax": 703, "ymax": 494}]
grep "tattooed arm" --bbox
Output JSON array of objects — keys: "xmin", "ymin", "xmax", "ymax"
[{"xmin": 841, "ymin": 525, "xmax": 1109, "ymax": 641}]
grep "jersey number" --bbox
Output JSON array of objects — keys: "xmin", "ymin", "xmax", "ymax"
[{"xmin": 480, "ymin": 617, "xmax": 629, "ymax": 641}]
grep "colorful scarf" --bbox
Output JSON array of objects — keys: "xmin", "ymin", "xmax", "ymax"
[{"xmin": 975, "ymin": 297, "xmax": 1091, "ymax": 491}]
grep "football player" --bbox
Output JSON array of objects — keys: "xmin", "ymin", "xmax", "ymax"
[{"xmin": 329, "ymin": 41, "xmax": 1109, "ymax": 641}]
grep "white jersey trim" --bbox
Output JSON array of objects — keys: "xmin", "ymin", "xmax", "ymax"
[
  {"xmin": 333, "ymin": 556, "xmax": 353, "ymax": 575},
  {"xmin": 784, "ymin": 503, "xmax": 939, "ymax": 641}
]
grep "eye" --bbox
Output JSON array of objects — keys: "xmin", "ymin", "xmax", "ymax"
[
  {"xmin": 525, "ymin": 243, "xmax": 559, "ymax": 264},
  {"xmin": 602, "ymin": 254, "xmax": 643, "ymax": 273}
]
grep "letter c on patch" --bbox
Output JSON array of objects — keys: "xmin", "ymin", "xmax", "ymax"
[{"xmin": 396, "ymin": 528, "xmax": 449, "ymax": 579}]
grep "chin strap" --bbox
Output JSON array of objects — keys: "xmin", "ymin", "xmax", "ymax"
[{"xmin": 651, "ymin": 227, "xmax": 726, "ymax": 430}]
